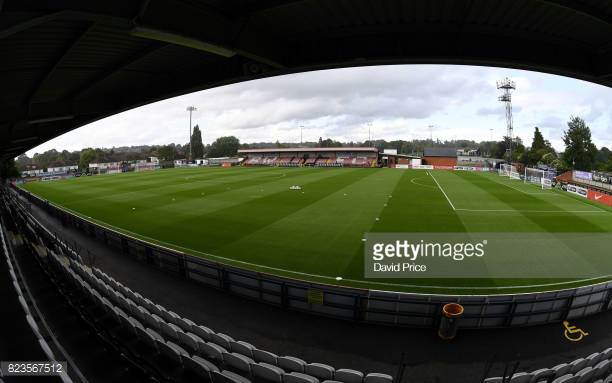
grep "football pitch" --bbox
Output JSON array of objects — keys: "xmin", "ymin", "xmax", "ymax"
[{"xmin": 21, "ymin": 167, "xmax": 612, "ymax": 294}]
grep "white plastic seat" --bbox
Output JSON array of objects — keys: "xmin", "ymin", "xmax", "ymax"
[
  {"xmin": 230, "ymin": 341, "xmax": 255, "ymax": 358},
  {"xmin": 553, "ymin": 364, "xmax": 571, "ymax": 379},
  {"xmin": 183, "ymin": 354, "xmax": 220, "ymax": 382},
  {"xmin": 508, "ymin": 373, "xmax": 531, "ymax": 383},
  {"xmin": 252, "ymin": 362, "xmax": 284, "ymax": 383},
  {"xmin": 178, "ymin": 331, "xmax": 202, "ymax": 354},
  {"xmin": 176, "ymin": 316, "xmax": 196, "ymax": 333},
  {"xmin": 193, "ymin": 325, "xmax": 214, "ymax": 341},
  {"xmin": 576, "ymin": 367, "xmax": 595, "ymax": 383},
  {"xmin": 531, "ymin": 368, "xmax": 555, "ymax": 383},
  {"xmin": 199, "ymin": 342, "xmax": 227, "ymax": 363},
  {"xmin": 279, "ymin": 357, "xmax": 306, "ymax": 373},
  {"xmin": 552, "ymin": 374, "xmax": 578, "ymax": 383},
  {"xmin": 134, "ymin": 306, "xmax": 149, "ymax": 322},
  {"xmin": 364, "ymin": 373, "xmax": 393, "ymax": 383},
  {"xmin": 129, "ymin": 317, "xmax": 145, "ymax": 332},
  {"xmin": 213, "ymin": 370, "xmax": 252, "ymax": 383},
  {"xmin": 150, "ymin": 304, "xmax": 166, "ymax": 318},
  {"xmin": 142, "ymin": 311, "xmax": 159, "ymax": 330},
  {"xmin": 253, "ymin": 349, "xmax": 278, "ymax": 365},
  {"xmin": 570, "ymin": 359, "xmax": 588, "ymax": 374},
  {"xmin": 162, "ymin": 310, "xmax": 181, "ymax": 326},
  {"xmin": 223, "ymin": 352, "xmax": 254, "ymax": 376},
  {"xmin": 212, "ymin": 332, "xmax": 234, "ymax": 349},
  {"xmin": 305, "ymin": 363, "xmax": 335, "ymax": 381},
  {"xmin": 159, "ymin": 321, "xmax": 180, "ymax": 341},
  {"xmin": 146, "ymin": 328, "xmax": 164, "ymax": 342},
  {"xmin": 594, "ymin": 360, "xmax": 611, "ymax": 379},
  {"xmin": 587, "ymin": 353, "xmax": 602, "ymax": 367},
  {"xmin": 334, "ymin": 369, "xmax": 364, "ymax": 383},
  {"xmin": 142, "ymin": 298, "xmax": 156, "ymax": 312},
  {"xmin": 283, "ymin": 372, "xmax": 319, "ymax": 383}
]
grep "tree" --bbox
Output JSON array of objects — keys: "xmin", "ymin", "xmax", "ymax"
[
  {"xmin": 208, "ymin": 136, "xmax": 240, "ymax": 158},
  {"xmin": 595, "ymin": 147, "xmax": 611, "ymax": 171},
  {"xmin": 190, "ymin": 125, "xmax": 204, "ymax": 159},
  {"xmin": 562, "ymin": 116, "xmax": 598, "ymax": 170},
  {"xmin": 531, "ymin": 127, "xmax": 546, "ymax": 151},
  {"xmin": 79, "ymin": 148, "xmax": 96, "ymax": 170},
  {"xmin": 521, "ymin": 127, "xmax": 556, "ymax": 166},
  {"xmin": 15, "ymin": 154, "xmax": 31, "ymax": 171},
  {"xmin": 493, "ymin": 136, "xmax": 524, "ymax": 161},
  {"xmin": 158, "ymin": 145, "xmax": 177, "ymax": 161}
]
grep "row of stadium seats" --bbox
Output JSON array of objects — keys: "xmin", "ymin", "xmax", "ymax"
[
  {"xmin": 1, "ymin": 224, "xmax": 72, "ymax": 383},
  {"xmin": 54, "ymin": 250, "xmax": 393, "ymax": 383},
  {"xmin": 244, "ymin": 155, "xmax": 375, "ymax": 167},
  {"xmin": 485, "ymin": 350, "xmax": 612, "ymax": 383}
]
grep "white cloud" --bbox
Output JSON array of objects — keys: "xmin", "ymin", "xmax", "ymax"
[{"xmin": 26, "ymin": 64, "xmax": 612, "ymax": 156}]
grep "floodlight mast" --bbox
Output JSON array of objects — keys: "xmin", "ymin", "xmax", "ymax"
[
  {"xmin": 187, "ymin": 106, "xmax": 197, "ymax": 162},
  {"xmin": 496, "ymin": 78, "xmax": 516, "ymax": 163}
]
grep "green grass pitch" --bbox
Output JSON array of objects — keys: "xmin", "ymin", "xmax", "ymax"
[{"xmin": 21, "ymin": 167, "xmax": 612, "ymax": 294}]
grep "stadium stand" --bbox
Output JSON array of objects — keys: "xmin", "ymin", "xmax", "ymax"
[
  {"xmin": 1, "ymin": 218, "xmax": 77, "ymax": 382},
  {"xmin": 239, "ymin": 148, "xmax": 378, "ymax": 168},
  {"xmin": 6, "ymin": 184, "xmax": 612, "ymax": 382},
  {"xmin": 484, "ymin": 349, "xmax": 612, "ymax": 383},
  {"xmin": 0, "ymin": 187, "xmax": 394, "ymax": 383}
]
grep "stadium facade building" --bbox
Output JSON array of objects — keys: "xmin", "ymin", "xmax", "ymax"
[
  {"xmin": 379, "ymin": 149, "xmax": 421, "ymax": 168},
  {"xmin": 422, "ymin": 147, "xmax": 459, "ymax": 168},
  {"xmin": 238, "ymin": 147, "xmax": 379, "ymax": 167}
]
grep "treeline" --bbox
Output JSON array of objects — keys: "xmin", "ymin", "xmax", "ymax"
[{"xmin": 13, "ymin": 116, "xmax": 612, "ymax": 173}]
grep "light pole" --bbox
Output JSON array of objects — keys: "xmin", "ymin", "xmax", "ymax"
[
  {"xmin": 367, "ymin": 122, "xmax": 372, "ymax": 147},
  {"xmin": 300, "ymin": 125, "xmax": 304, "ymax": 146},
  {"xmin": 186, "ymin": 106, "xmax": 197, "ymax": 162}
]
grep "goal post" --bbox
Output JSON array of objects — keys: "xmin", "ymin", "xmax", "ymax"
[
  {"xmin": 524, "ymin": 167, "xmax": 555, "ymax": 188},
  {"xmin": 499, "ymin": 163, "xmax": 517, "ymax": 178}
]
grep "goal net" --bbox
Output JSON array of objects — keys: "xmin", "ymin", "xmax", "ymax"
[
  {"xmin": 524, "ymin": 167, "xmax": 555, "ymax": 189},
  {"xmin": 499, "ymin": 164, "xmax": 517, "ymax": 178}
]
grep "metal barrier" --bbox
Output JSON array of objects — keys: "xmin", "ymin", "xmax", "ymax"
[{"xmin": 10, "ymin": 185, "xmax": 612, "ymax": 329}]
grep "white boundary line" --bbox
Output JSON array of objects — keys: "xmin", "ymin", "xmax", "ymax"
[
  {"xmin": 455, "ymin": 208, "xmax": 606, "ymax": 213},
  {"xmin": 428, "ymin": 171, "xmax": 456, "ymax": 211}
]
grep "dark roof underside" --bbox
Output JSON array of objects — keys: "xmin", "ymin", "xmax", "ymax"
[{"xmin": 1, "ymin": 0, "xmax": 612, "ymax": 161}]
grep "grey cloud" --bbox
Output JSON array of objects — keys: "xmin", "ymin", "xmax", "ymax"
[{"xmin": 25, "ymin": 64, "xmax": 612, "ymax": 155}]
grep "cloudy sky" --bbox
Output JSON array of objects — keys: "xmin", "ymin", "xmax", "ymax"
[{"xmin": 26, "ymin": 64, "xmax": 612, "ymax": 156}]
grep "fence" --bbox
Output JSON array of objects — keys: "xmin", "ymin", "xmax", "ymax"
[{"xmin": 10, "ymin": 185, "xmax": 612, "ymax": 329}]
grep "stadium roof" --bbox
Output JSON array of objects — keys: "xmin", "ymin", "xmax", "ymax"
[
  {"xmin": 238, "ymin": 147, "xmax": 378, "ymax": 154},
  {"xmin": 423, "ymin": 147, "xmax": 459, "ymax": 157},
  {"xmin": 2, "ymin": 1, "xmax": 612, "ymax": 162}
]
